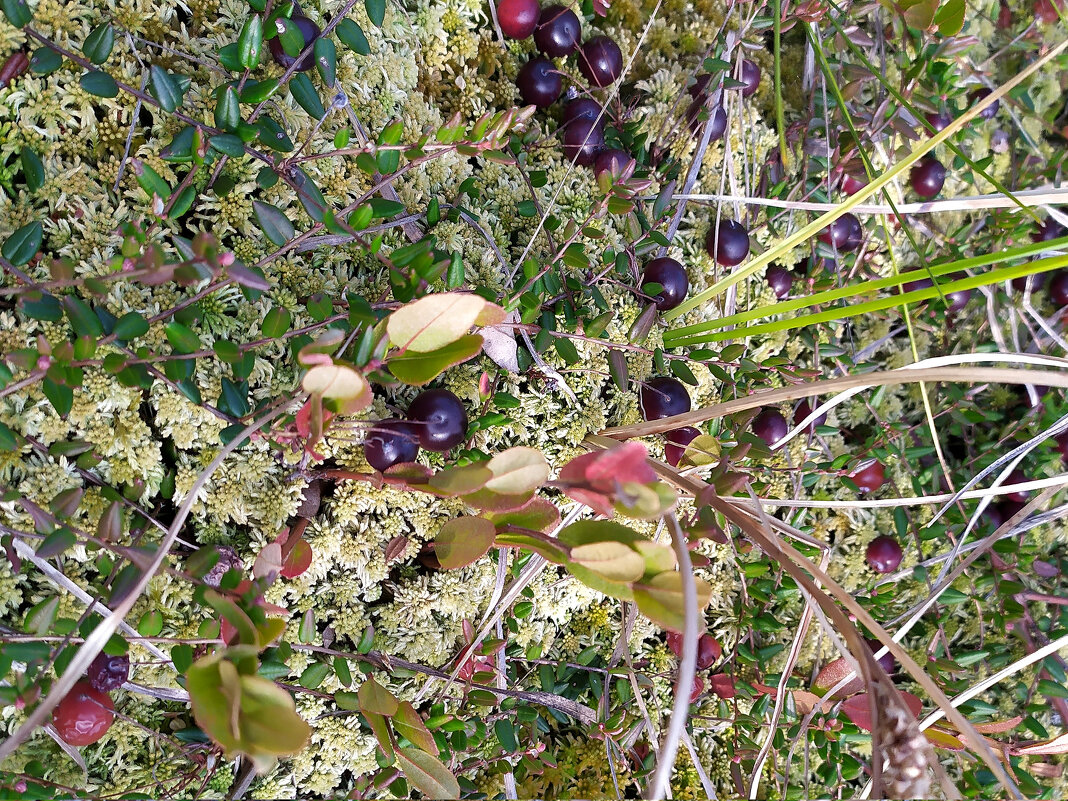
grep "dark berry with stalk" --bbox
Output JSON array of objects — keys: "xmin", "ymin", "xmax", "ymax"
[
  {"xmin": 707, "ymin": 219, "xmax": 750, "ymax": 267},
  {"xmin": 866, "ymin": 535, "xmax": 903, "ymax": 573},
  {"xmin": 925, "ymin": 111, "xmax": 953, "ymax": 132},
  {"xmin": 364, "ymin": 420, "xmax": 421, "ymax": 471},
  {"xmin": 910, "ymin": 156, "xmax": 946, "ymax": 198},
  {"xmin": 664, "ymin": 426, "xmax": 701, "ymax": 467},
  {"xmin": 533, "ymin": 5, "xmax": 581, "ymax": 57},
  {"xmin": 1033, "ymin": 217, "xmax": 1067, "ymax": 243},
  {"xmin": 578, "ymin": 36, "xmax": 623, "ymax": 87},
  {"xmin": 818, "ymin": 213, "xmax": 864, "ymax": 252},
  {"xmin": 407, "ymin": 389, "xmax": 468, "ymax": 452},
  {"xmin": 561, "ymin": 97, "xmax": 602, "ymax": 127},
  {"xmin": 497, "ymin": 0, "xmax": 540, "ymax": 39},
  {"xmin": 969, "ymin": 88, "xmax": 999, "ymax": 119},
  {"xmin": 640, "ymin": 377, "xmax": 691, "ymax": 421},
  {"xmin": 794, "ymin": 399, "xmax": 827, "ymax": 431},
  {"xmin": 751, "ymin": 408, "xmax": 788, "ymax": 447},
  {"xmin": 268, "ymin": 15, "xmax": 321, "ymax": 72},
  {"xmin": 593, "ymin": 148, "xmax": 631, "ymax": 179},
  {"xmin": 642, "ymin": 257, "xmax": 689, "ymax": 311},
  {"xmin": 736, "ymin": 59, "xmax": 760, "ymax": 96},
  {"xmin": 87, "ymin": 653, "xmax": 130, "ymax": 693},
  {"xmin": 517, "ymin": 56, "xmax": 562, "ymax": 107},
  {"xmin": 1049, "ymin": 272, "xmax": 1068, "ymax": 306}
]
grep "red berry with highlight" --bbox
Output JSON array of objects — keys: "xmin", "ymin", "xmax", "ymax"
[
  {"xmin": 561, "ymin": 117, "xmax": 604, "ymax": 165},
  {"xmin": 407, "ymin": 389, "xmax": 468, "ymax": 452},
  {"xmin": 866, "ymin": 535, "xmax": 903, "ymax": 573},
  {"xmin": 910, "ymin": 156, "xmax": 946, "ymax": 199},
  {"xmin": 52, "ymin": 681, "xmax": 115, "ymax": 746},
  {"xmin": 752, "ymin": 409, "xmax": 788, "ymax": 447},
  {"xmin": 364, "ymin": 420, "xmax": 421, "ymax": 471},
  {"xmin": 497, "ymin": 0, "xmax": 540, "ymax": 39},
  {"xmin": 707, "ymin": 219, "xmax": 750, "ymax": 267},
  {"xmin": 87, "ymin": 652, "xmax": 130, "ymax": 692},
  {"xmin": 517, "ymin": 56, "xmax": 562, "ymax": 107},
  {"xmin": 578, "ymin": 36, "xmax": 623, "ymax": 87},
  {"xmin": 533, "ymin": 5, "xmax": 581, "ymax": 57},
  {"xmin": 849, "ymin": 459, "xmax": 885, "ymax": 493}
]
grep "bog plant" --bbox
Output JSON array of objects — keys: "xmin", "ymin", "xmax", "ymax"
[{"xmin": 0, "ymin": 0, "xmax": 1066, "ymax": 796}]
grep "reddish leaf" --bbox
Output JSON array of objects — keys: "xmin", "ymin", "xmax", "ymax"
[
  {"xmin": 281, "ymin": 539, "xmax": 312, "ymax": 578},
  {"xmin": 841, "ymin": 691, "xmax": 922, "ymax": 732},
  {"xmin": 708, "ymin": 673, "xmax": 735, "ymax": 699},
  {"xmin": 585, "ymin": 441, "xmax": 656, "ymax": 486}
]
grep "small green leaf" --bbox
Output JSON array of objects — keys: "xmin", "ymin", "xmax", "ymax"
[
  {"xmin": 79, "ymin": 70, "xmax": 119, "ymax": 97},
  {"xmin": 336, "ymin": 18, "xmax": 370, "ymax": 55},
  {"xmin": 365, "ymin": 0, "xmax": 385, "ymax": 26},
  {"xmin": 395, "ymin": 748, "xmax": 460, "ymax": 800},
  {"xmin": 214, "ymin": 86, "xmax": 241, "ymax": 131},
  {"xmin": 389, "ymin": 335, "xmax": 484, "ymax": 385},
  {"xmin": 0, "ymin": 422, "xmax": 18, "ymax": 452},
  {"xmin": 299, "ymin": 662, "xmax": 331, "ymax": 689},
  {"xmin": 934, "ymin": 0, "xmax": 965, "ymax": 34},
  {"xmin": 209, "ymin": 134, "xmax": 245, "ymax": 157},
  {"xmin": 275, "ymin": 17, "xmax": 305, "ymax": 56},
  {"xmin": 314, "ymin": 37, "xmax": 336, "ymax": 85},
  {"xmin": 150, "ymin": 65, "xmax": 184, "ymax": 113},
  {"xmin": 3, "ymin": 221, "xmax": 43, "ymax": 266},
  {"xmin": 36, "ymin": 527, "xmax": 76, "ymax": 558},
  {"xmin": 494, "ymin": 719, "xmax": 517, "ymax": 752},
  {"xmin": 262, "ymin": 306, "xmax": 292, "ymax": 338},
  {"xmin": 24, "ymin": 597, "xmax": 59, "ymax": 635},
  {"xmin": 62, "ymin": 296, "xmax": 103, "ymax": 338},
  {"xmin": 165, "ymin": 322, "xmax": 202, "ymax": 353},
  {"xmin": 289, "ymin": 73, "xmax": 326, "ymax": 119},
  {"xmin": 42, "ymin": 378, "xmax": 73, "ymax": 418},
  {"xmin": 435, "ymin": 517, "xmax": 496, "ymax": 569},
  {"xmin": 113, "ymin": 311, "xmax": 149, "ymax": 340},
  {"xmin": 358, "ymin": 675, "xmax": 399, "ymax": 716},
  {"xmin": 253, "ymin": 200, "xmax": 295, "ymax": 246},
  {"xmin": 138, "ymin": 609, "xmax": 164, "ymax": 637},
  {"xmin": 21, "ymin": 148, "xmax": 44, "ymax": 192},
  {"xmin": 30, "ymin": 47, "xmax": 63, "ymax": 74},
  {"xmin": 82, "ymin": 24, "xmax": 115, "ymax": 65},
  {"xmin": 1, "ymin": 0, "xmax": 32, "ymax": 28},
  {"xmin": 238, "ymin": 15, "xmax": 263, "ymax": 69}
]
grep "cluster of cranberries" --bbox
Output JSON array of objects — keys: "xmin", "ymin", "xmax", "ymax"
[
  {"xmin": 363, "ymin": 389, "xmax": 469, "ymax": 471},
  {"xmin": 499, "ymin": 0, "xmax": 629, "ymax": 171},
  {"xmin": 51, "ymin": 652, "xmax": 129, "ymax": 746}
]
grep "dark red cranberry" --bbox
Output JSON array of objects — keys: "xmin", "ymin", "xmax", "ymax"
[
  {"xmin": 903, "ymin": 276, "xmax": 934, "ymax": 293},
  {"xmin": 1003, "ymin": 468, "xmax": 1029, "ymax": 503},
  {"xmin": 1033, "ymin": 217, "xmax": 1067, "ymax": 243},
  {"xmin": 818, "ymin": 213, "xmax": 863, "ymax": 252},
  {"xmin": 664, "ymin": 426, "xmax": 701, "ymax": 467},
  {"xmin": 840, "ymin": 173, "xmax": 867, "ymax": 194},
  {"xmin": 690, "ymin": 675, "xmax": 704, "ymax": 702},
  {"xmin": 642, "ymin": 257, "xmax": 689, "ymax": 311},
  {"xmin": 52, "ymin": 681, "xmax": 115, "ymax": 746},
  {"xmin": 364, "ymin": 420, "xmax": 421, "ymax": 471},
  {"xmin": 1012, "ymin": 272, "xmax": 1046, "ymax": 291},
  {"xmin": 592, "ymin": 148, "xmax": 631, "ymax": 179},
  {"xmin": 996, "ymin": 499, "xmax": 1026, "ymax": 522},
  {"xmin": 969, "ymin": 88, "xmax": 999, "ymax": 119},
  {"xmin": 687, "ymin": 74, "xmax": 712, "ymax": 98},
  {"xmin": 910, "ymin": 156, "xmax": 946, "ymax": 199},
  {"xmin": 561, "ymin": 97, "xmax": 602, "ymax": 127},
  {"xmin": 696, "ymin": 633, "xmax": 722, "ymax": 670},
  {"xmin": 751, "ymin": 408, "xmax": 788, "ymax": 447},
  {"xmin": 736, "ymin": 59, "xmax": 760, "ymax": 96},
  {"xmin": 578, "ymin": 35, "xmax": 623, "ymax": 88},
  {"xmin": 517, "ymin": 56, "xmax": 562, "ymax": 108},
  {"xmin": 407, "ymin": 389, "xmax": 468, "ymax": 451},
  {"xmin": 706, "ymin": 219, "xmax": 750, "ymax": 267},
  {"xmin": 87, "ymin": 653, "xmax": 130, "ymax": 692},
  {"xmin": 686, "ymin": 102, "xmax": 727, "ymax": 139},
  {"xmin": 640, "ymin": 377, "xmax": 691, "ymax": 421},
  {"xmin": 794, "ymin": 399, "xmax": 827, "ymax": 431},
  {"xmin": 925, "ymin": 111, "xmax": 953, "ymax": 132},
  {"xmin": 497, "ymin": 0, "xmax": 540, "ymax": 39},
  {"xmin": 1054, "ymin": 432, "xmax": 1068, "ymax": 461},
  {"xmin": 533, "ymin": 5, "xmax": 580, "ymax": 57},
  {"xmin": 1036, "ymin": 0, "xmax": 1065, "ymax": 22},
  {"xmin": 866, "ymin": 535, "xmax": 903, "ymax": 573},
  {"xmin": 865, "ymin": 638, "xmax": 896, "ymax": 674},
  {"xmin": 765, "ymin": 265, "xmax": 793, "ymax": 299},
  {"xmin": 983, "ymin": 501, "xmax": 1006, "ymax": 530},
  {"xmin": 849, "ymin": 459, "xmax": 885, "ymax": 493},
  {"xmin": 1048, "ymin": 271, "xmax": 1068, "ymax": 306},
  {"xmin": 268, "ymin": 15, "xmax": 321, "ymax": 72},
  {"xmin": 562, "ymin": 117, "xmax": 604, "ymax": 166}
]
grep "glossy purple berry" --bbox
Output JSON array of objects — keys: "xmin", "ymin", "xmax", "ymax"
[
  {"xmin": 562, "ymin": 117, "xmax": 604, "ymax": 166},
  {"xmin": 87, "ymin": 652, "xmax": 130, "ymax": 693},
  {"xmin": 497, "ymin": 0, "xmax": 540, "ymax": 39},
  {"xmin": 817, "ymin": 213, "xmax": 863, "ymax": 252},
  {"xmin": 664, "ymin": 426, "xmax": 701, "ymax": 467},
  {"xmin": 407, "ymin": 389, "xmax": 468, "ymax": 452},
  {"xmin": 268, "ymin": 15, "xmax": 321, "ymax": 72},
  {"xmin": 945, "ymin": 288, "xmax": 972, "ymax": 312},
  {"xmin": 533, "ymin": 5, "xmax": 581, "ymax": 57},
  {"xmin": 592, "ymin": 148, "xmax": 631, "ymax": 178},
  {"xmin": 1033, "ymin": 217, "xmax": 1067, "ymax": 243},
  {"xmin": 517, "ymin": 56, "xmax": 562, "ymax": 107},
  {"xmin": 794, "ymin": 399, "xmax": 827, "ymax": 431},
  {"xmin": 706, "ymin": 219, "xmax": 750, "ymax": 267},
  {"xmin": 686, "ymin": 102, "xmax": 727, "ymax": 138},
  {"xmin": 561, "ymin": 97, "xmax": 602, "ymax": 127},
  {"xmin": 736, "ymin": 59, "xmax": 760, "ymax": 97},
  {"xmin": 910, "ymin": 156, "xmax": 946, "ymax": 199},
  {"xmin": 1003, "ymin": 468, "xmax": 1029, "ymax": 503},
  {"xmin": 578, "ymin": 35, "xmax": 623, "ymax": 88},
  {"xmin": 865, "ymin": 638, "xmax": 896, "ymax": 674},
  {"xmin": 751, "ymin": 408, "xmax": 788, "ymax": 447},
  {"xmin": 766, "ymin": 265, "xmax": 793, "ymax": 299},
  {"xmin": 866, "ymin": 535, "xmax": 903, "ymax": 573},
  {"xmin": 925, "ymin": 111, "xmax": 953, "ymax": 132},
  {"xmin": 364, "ymin": 420, "xmax": 421, "ymax": 472},
  {"xmin": 969, "ymin": 88, "xmax": 999, "ymax": 119},
  {"xmin": 640, "ymin": 377, "xmax": 691, "ymax": 421},
  {"xmin": 849, "ymin": 460, "xmax": 886, "ymax": 493},
  {"xmin": 642, "ymin": 257, "xmax": 689, "ymax": 311}
]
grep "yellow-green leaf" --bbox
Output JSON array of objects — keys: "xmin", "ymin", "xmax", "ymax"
[
  {"xmin": 358, "ymin": 675, "xmax": 399, "ymax": 716},
  {"xmin": 387, "ymin": 293, "xmax": 505, "ymax": 352},
  {"xmin": 569, "ymin": 541, "xmax": 645, "ymax": 582},
  {"xmin": 302, "ymin": 363, "xmax": 371, "ymax": 415},
  {"xmin": 389, "ymin": 335, "xmax": 485, "ymax": 385},
  {"xmin": 396, "ymin": 746, "xmax": 460, "ymax": 799},
  {"xmin": 393, "ymin": 701, "xmax": 437, "ymax": 753},
  {"xmin": 484, "ymin": 447, "xmax": 550, "ymax": 495},
  {"xmin": 435, "ymin": 516, "xmax": 496, "ymax": 569},
  {"xmin": 633, "ymin": 572, "xmax": 713, "ymax": 633}
]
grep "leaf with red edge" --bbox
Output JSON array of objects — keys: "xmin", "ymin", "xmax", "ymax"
[
  {"xmin": 841, "ymin": 691, "xmax": 923, "ymax": 732},
  {"xmin": 436, "ymin": 517, "xmax": 496, "ymax": 569},
  {"xmin": 926, "ymin": 727, "xmax": 966, "ymax": 751},
  {"xmin": 585, "ymin": 441, "xmax": 657, "ymax": 487},
  {"xmin": 282, "ymin": 539, "xmax": 312, "ymax": 578},
  {"xmin": 811, "ymin": 656, "xmax": 864, "ymax": 698},
  {"xmin": 487, "ymin": 496, "xmax": 561, "ymax": 532},
  {"xmin": 592, "ymin": 0, "xmax": 610, "ymax": 15}
]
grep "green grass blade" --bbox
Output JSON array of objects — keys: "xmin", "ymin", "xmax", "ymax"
[
  {"xmin": 665, "ymin": 252, "xmax": 1068, "ymax": 346},
  {"xmin": 664, "ymin": 234, "xmax": 1068, "ymax": 341},
  {"xmin": 661, "ymin": 37, "xmax": 1068, "ymax": 323}
]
